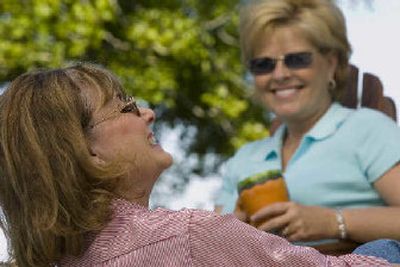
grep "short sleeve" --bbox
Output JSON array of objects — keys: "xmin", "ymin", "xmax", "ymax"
[
  {"xmin": 354, "ymin": 109, "xmax": 400, "ymax": 183},
  {"xmin": 187, "ymin": 209, "xmax": 390, "ymax": 266},
  {"xmin": 214, "ymin": 157, "xmax": 238, "ymax": 214}
]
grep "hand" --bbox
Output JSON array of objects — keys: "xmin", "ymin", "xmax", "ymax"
[
  {"xmin": 250, "ymin": 201, "xmax": 338, "ymax": 242},
  {"xmin": 233, "ymin": 199, "xmax": 249, "ymax": 223}
]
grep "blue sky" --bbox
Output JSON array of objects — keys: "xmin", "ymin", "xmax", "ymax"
[{"xmin": 1, "ymin": 0, "xmax": 400, "ymax": 260}]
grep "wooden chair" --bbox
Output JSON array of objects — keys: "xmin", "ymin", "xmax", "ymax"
[
  {"xmin": 269, "ymin": 64, "xmax": 397, "ymax": 135},
  {"xmin": 342, "ymin": 64, "xmax": 396, "ymax": 121}
]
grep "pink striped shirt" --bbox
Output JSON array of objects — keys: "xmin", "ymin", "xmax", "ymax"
[{"xmin": 60, "ymin": 198, "xmax": 389, "ymax": 266}]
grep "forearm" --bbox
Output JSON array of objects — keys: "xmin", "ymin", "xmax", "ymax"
[{"xmin": 343, "ymin": 207, "xmax": 400, "ymax": 243}]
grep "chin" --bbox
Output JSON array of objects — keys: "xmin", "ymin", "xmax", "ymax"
[
  {"xmin": 273, "ymin": 105, "xmax": 303, "ymax": 119},
  {"xmin": 160, "ymin": 151, "xmax": 174, "ymax": 169}
]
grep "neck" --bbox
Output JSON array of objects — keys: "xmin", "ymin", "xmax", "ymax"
[
  {"xmin": 284, "ymin": 123, "xmax": 310, "ymax": 144},
  {"xmin": 284, "ymin": 103, "xmax": 332, "ymax": 142},
  {"xmin": 117, "ymin": 190, "xmax": 151, "ymax": 208},
  {"xmin": 128, "ymin": 196, "xmax": 149, "ymax": 207},
  {"xmin": 115, "ymin": 177, "xmax": 153, "ymax": 208}
]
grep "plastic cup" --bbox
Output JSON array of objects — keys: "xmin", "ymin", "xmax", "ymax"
[{"xmin": 237, "ymin": 170, "xmax": 289, "ymax": 216}]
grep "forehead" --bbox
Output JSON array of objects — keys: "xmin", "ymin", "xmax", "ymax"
[
  {"xmin": 253, "ymin": 26, "xmax": 315, "ymax": 57},
  {"xmin": 83, "ymin": 85, "xmax": 117, "ymax": 106},
  {"xmin": 75, "ymin": 73, "xmax": 126, "ymax": 112}
]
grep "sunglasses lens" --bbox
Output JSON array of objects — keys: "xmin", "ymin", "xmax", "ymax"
[
  {"xmin": 249, "ymin": 58, "xmax": 275, "ymax": 74},
  {"xmin": 285, "ymin": 52, "xmax": 313, "ymax": 69},
  {"xmin": 249, "ymin": 52, "xmax": 313, "ymax": 75}
]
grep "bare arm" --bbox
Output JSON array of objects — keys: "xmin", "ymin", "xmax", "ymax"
[
  {"xmin": 343, "ymin": 163, "xmax": 400, "ymax": 243},
  {"xmin": 250, "ymin": 164, "xmax": 400, "ymax": 244}
]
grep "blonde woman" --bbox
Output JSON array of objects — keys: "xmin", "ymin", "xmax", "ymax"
[{"xmin": 215, "ymin": 0, "xmax": 400, "ymax": 255}]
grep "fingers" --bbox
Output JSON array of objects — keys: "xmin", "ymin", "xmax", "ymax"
[
  {"xmin": 234, "ymin": 208, "xmax": 248, "ymax": 222},
  {"xmin": 257, "ymin": 212, "xmax": 290, "ymax": 231},
  {"xmin": 281, "ymin": 224, "xmax": 303, "ymax": 242},
  {"xmin": 281, "ymin": 226, "xmax": 290, "ymax": 236},
  {"xmin": 234, "ymin": 200, "xmax": 249, "ymax": 223},
  {"xmin": 279, "ymin": 206, "xmax": 337, "ymax": 242},
  {"xmin": 248, "ymin": 203, "xmax": 335, "ymax": 242},
  {"xmin": 253, "ymin": 203, "xmax": 293, "ymax": 232},
  {"xmin": 251, "ymin": 202, "xmax": 289, "ymax": 223}
]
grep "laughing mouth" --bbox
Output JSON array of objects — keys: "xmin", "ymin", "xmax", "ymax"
[
  {"xmin": 271, "ymin": 84, "xmax": 304, "ymax": 92},
  {"xmin": 270, "ymin": 85, "xmax": 304, "ymax": 96},
  {"xmin": 148, "ymin": 133, "xmax": 158, "ymax": 145}
]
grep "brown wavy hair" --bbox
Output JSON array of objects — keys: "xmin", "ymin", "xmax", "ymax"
[
  {"xmin": 240, "ymin": 0, "xmax": 352, "ymax": 100},
  {"xmin": 0, "ymin": 63, "xmax": 127, "ymax": 266}
]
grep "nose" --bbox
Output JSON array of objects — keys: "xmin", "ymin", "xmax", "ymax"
[
  {"xmin": 139, "ymin": 107, "xmax": 155, "ymax": 124},
  {"xmin": 271, "ymin": 59, "xmax": 290, "ymax": 81}
]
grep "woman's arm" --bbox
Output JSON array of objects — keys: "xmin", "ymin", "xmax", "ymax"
[
  {"xmin": 343, "ymin": 163, "xmax": 400, "ymax": 243},
  {"xmin": 250, "ymin": 164, "xmax": 400, "ymax": 244}
]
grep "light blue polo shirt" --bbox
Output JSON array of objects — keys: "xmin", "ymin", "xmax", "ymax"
[{"xmin": 215, "ymin": 103, "xmax": 400, "ymax": 214}]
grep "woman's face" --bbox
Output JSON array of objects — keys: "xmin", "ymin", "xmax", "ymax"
[
  {"xmin": 252, "ymin": 26, "xmax": 337, "ymax": 125},
  {"xmin": 87, "ymin": 93, "xmax": 173, "ymax": 188}
]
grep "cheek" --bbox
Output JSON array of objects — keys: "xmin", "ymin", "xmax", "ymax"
[
  {"xmin": 254, "ymin": 75, "xmax": 269, "ymax": 91},
  {"xmin": 307, "ymin": 58, "xmax": 331, "ymax": 89},
  {"xmin": 306, "ymin": 69, "xmax": 330, "ymax": 97},
  {"xmin": 92, "ymin": 123, "xmax": 145, "ymax": 160},
  {"xmin": 254, "ymin": 76, "xmax": 273, "ymax": 105}
]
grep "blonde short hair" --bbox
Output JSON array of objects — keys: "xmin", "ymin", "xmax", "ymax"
[{"xmin": 240, "ymin": 0, "xmax": 352, "ymax": 99}]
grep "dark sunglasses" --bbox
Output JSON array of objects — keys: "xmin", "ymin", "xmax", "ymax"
[{"xmin": 249, "ymin": 52, "xmax": 313, "ymax": 75}]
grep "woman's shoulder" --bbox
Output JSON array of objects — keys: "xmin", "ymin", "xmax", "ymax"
[
  {"xmin": 347, "ymin": 107, "xmax": 398, "ymax": 130},
  {"xmin": 233, "ymin": 135, "xmax": 276, "ymax": 158},
  {"xmin": 353, "ymin": 107, "xmax": 394, "ymax": 120}
]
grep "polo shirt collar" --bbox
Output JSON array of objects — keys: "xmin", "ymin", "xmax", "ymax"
[
  {"xmin": 305, "ymin": 102, "xmax": 350, "ymax": 140},
  {"xmin": 262, "ymin": 102, "xmax": 350, "ymax": 160},
  {"xmin": 264, "ymin": 124, "xmax": 285, "ymax": 160}
]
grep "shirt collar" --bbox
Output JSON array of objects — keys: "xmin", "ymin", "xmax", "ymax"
[
  {"xmin": 305, "ymin": 102, "xmax": 351, "ymax": 140},
  {"xmin": 112, "ymin": 197, "xmax": 148, "ymax": 214},
  {"xmin": 264, "ymin": 125, "xmax": 285, "ymax": 160},
  {"xmin": 263, "ymin": 102, "xmax": 351, "ymax": 159}
]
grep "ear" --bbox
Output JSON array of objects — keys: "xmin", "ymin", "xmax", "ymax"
[
  {"xmin": 89, "ymin": 152, "xmax": 106, "ymax": 166},
  {"xmin": 325, "ymin": 51, "xmax": 339, "ymax": 80},
  {"xmin": 87, "ymin": 142, "xmax": 106, "ymax": 165}
]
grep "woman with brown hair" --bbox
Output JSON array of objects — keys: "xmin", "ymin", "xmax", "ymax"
[{"xmin": 0, "ymin": 63, "xmax": 392, "ymax": 266}]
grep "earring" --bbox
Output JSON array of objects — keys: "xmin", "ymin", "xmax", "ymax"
[{"xmin": 328, "ymin": 79, "xmax": 336, "ymax": 90}]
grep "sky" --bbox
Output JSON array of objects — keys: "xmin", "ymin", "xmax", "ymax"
[{"xmin": 1, "ymin": 0, "xmax": 400, "ymax": 261}]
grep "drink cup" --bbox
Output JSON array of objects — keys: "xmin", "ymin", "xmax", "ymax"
[{"xmin": 237, "ymin": 170, "xmax": 289, "ymax": 217}]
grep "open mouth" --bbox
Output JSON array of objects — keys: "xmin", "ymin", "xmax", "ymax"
[
  {"xmin": 148, "ymin": 133, "xmax": 158, "ymax": 145},
  {"xmin": 270, "ymin": 85, "xmax": 304, "ymax": 97}
]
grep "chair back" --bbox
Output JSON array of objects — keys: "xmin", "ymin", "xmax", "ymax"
[{"xmin": 343, "ymin": 64, "xmax": 396, "ymax": 121}]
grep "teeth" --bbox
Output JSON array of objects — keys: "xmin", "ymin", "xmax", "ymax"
[
  {"xmin": 149, "ymin": 135, "xmax": 158, "ymax": 145},
  {"xmin": 275, "ymin": 88, "xmax": 296, "ymax": 97}
]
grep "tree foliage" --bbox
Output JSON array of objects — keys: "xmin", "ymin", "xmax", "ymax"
[{"xmin": 0, "ymin": 0, "xmax": 270, "ymax": 174}]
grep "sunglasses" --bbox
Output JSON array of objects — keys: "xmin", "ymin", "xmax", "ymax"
[
  {"xmin": 90, "ymin": 96, "xmax": 141, "ymax": 128},
  {"xmin": 249, "ymin": 52, "xmax": 313, "ymax": 75}
]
